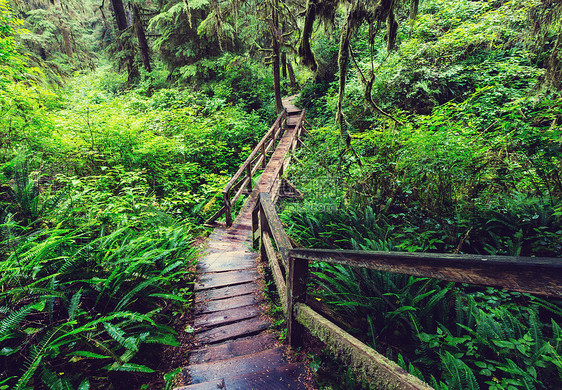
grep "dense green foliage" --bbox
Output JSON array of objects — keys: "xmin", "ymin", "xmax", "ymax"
[
  {"xmin": 1, "ymin": 0, "xmax": 561, "ymax": 388},
  {"xmin": 0, "ymin": 66, "xmax": 272, "ymax": 387},
  {"xmin": 281, "ymin": 0, "xmax": 562, "ymax": 389},
  {"xmin": 291, "ymin": 0, "xmax": 561, "ymax": 257},
  {"xmin": 1, "ymin": 1, "xmax": 275, "ymax": 386}
]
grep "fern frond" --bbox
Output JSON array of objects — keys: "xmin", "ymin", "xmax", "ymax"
[
  {"xmin": 114, "ymin": 277, "xmax": 160, "ymax": 312},
  {"xmin": 103, "ymin": 322, "xmax": 139, "ymax": 352},
  {"xmin": 103, "ymin": 362, "xmax": 155, "ymax": 373},
  {"xmin": 14, "ymin": 328, "xmax": 60, "ymax": 390},
  {"xmin": 0, "ymin": 301, "xmax": 44, "ymax": 342},
  {"xmin": 41, "ymin": 367, "xmax": 73, "ymax": 390},
  {"xmin": 77, "ymin": 379, "xmax": 90, "ymax": 390},
  {"xmin": 442, "ymin": 351, "xmax": 479, "ymax": 390},
  {"xmin": 68, "ymin": 289, "xmax": 82, "ymax": 321}
]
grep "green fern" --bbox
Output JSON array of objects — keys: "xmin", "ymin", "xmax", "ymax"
[
  {"xmin": 114, "ymin": 277, "xmax": 160, "ymax": 312},
  {"xmin": 103, "ymin": 322, "xmax": 139, "ymax": 352},
  {"xmin": 14, "ymin": 328, "xmax": 60, "ymax": 390},
  {"xmin": 0, "ymin": 301, "xmax": 45, "ymax": 342},
  {"xmin": 442, "ymin": 351, "xmax": 479, "ymax": 390},
  {"xmin": 41, "ymin": 367, "xmax": 73, "ymax": 390},
  {"xmin": 67, "ymin": 289, "xmax": 82, "ymax": 321},
  {"xmin": 102, "ymin": 362, "xmax": 155, "ymax": 373}
]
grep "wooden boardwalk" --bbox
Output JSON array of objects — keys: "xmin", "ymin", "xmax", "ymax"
[{"xmin": 174, "ymin": 98, "xmax": 310, "ymax": 389}]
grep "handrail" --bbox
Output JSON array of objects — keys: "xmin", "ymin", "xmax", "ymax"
[
  {"xmin": 289, "ymin": 248, "xmax": 562, "ymax": 298},
  {"xmin": 205, "ymin": 109, "xmax": 288, "ymax": 226},
  {"xmin": 209, "ymin": 104, "xmax": 562, "ymax": 389},
  {"xmin": 267, "ymin": 110, "xmax": 305, "ymax": 202},
  {"xmin": 253, "ymin": 191, "xmax": 562, "ymax": 390}
]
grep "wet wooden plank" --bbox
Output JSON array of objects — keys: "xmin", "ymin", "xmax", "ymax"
[
  {"xmin": 290, "ymin": 248, "xmax": 562, "ymax": 298},
  {"xmin": 223, "ymin": 111, "xmax": 286, "ymax": 195},
  {"xmin": 196, "ymin": 294, "xmax": 262, "ymax": 314},
  {"xmin": 177, "ymin": 363, "xmax": 306, "ymax": 390},
  {"xmin": 195, "ymin": 317, "xmax": 270, "ymax": 345},
  {"xmin": 194, "ymin": 305, "xmax": 261, "ymax": 330},
  {"xmin": 204, "ymin": 244, "xmax": 251, "ymax": 255},
  {"xmin": 194, "ymin": 269, "xmax": 259, "ymax": 291},
  {"xmin": 189, "ymin": 332, "xmax": 277, "ymax": 365},
  {"xmin": 177, "ymin": 98, "xmax": 310, "ymax": 390},
  {"xmin": 197, "ymin": 251, "xmax": 256, "ymax": 273},
  {"xmin": 185, "ymin": 347, "xmax": 285, "ymax": 384},
  {"xmin": 195, "ymin": 282, "xmax": 257, "ymax": 303}
]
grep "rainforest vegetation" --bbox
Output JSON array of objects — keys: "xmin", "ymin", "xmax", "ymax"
[{"xmin": 0, "ymin": 0, "xmax": 560, "ymax": 389}]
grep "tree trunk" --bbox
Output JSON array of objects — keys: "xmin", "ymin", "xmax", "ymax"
[
  {"xmin": 281, "ymin": 51, "xmax": 287, "ymax": 79},
  {"xmin": 53, "ymin": 0, "xmax": 73, "ymax": 57},
  {"xmin": 298, "ymin": 0, "xmax": 318, "ymax": 71},
  {"xmin": 110, "ymin": 0, "xmax": 128, "ymax": 31},
  {"xmin": 287, "ymin": 58, "xmax": 299, "ymax": 92},
  {"xmin": 336, "ymin": 13, "xmax": 353, "ymax": 145},
  {"xmin": 110, "ymin": 0, "xmax": 139, "ymax": 82},
  {"xmin": 61, "ymin": 28, "xmax": 73, "ymax": 57},
  {"xmin": 133, "ymin": 4, "xmax": 151, "ymax": 72},
  {"xmin": 271, "ymin": 1, "xmax": 283, "ymax": 114}
]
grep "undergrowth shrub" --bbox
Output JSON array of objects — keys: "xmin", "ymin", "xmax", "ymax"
[
  {"xmin": 281, "ymin": 199, "xmax": 562, "ymax": 389},
  {"xmin": 0, "ymin": 61, "xmax": 276, "ymax": 387},
  {"xmin": 0, "ymin": 155, "xmax": 197, "ymax": 389}
]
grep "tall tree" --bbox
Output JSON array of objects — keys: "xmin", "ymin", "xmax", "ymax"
[
  {"xmin": 10, "ymin": 0, "xmax": 101, "ymax": 79},
  {"xmin": 110, "ymin": 0, "xmax": 128, "ymax": 30},
  {"xmin": 132, "ymin": 3, "xmax": 151, "ymax": 72},
  {"xmin": 530, "ymin": 0, "xmax": 562, "ymax": 89},
  {"xmin": 110, "ymin": 0, "xmax": 139, "ymax": 81},
  {"xmin": 299, "ymin": 0, "xmax": 416, "ymax": 141},
  {"xmin": 271, "ymin": 0, "xmax": 283, "ymax": 113},
  {"xmin": 149, "ymin": 0, "xmax": 222, "ymax": 79},
  {"xmin": 52, "ymin": 0, "xmax": 73, "ymax": 57}
]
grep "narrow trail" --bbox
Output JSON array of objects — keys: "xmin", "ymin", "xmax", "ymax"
[{"xmin": 174, "ymin": 98, "xmax": 311, "ymax": 389}]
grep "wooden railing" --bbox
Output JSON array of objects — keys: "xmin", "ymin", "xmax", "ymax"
[
  {"xmin": 205, "ymin": 109, "xmax": 288, "ymax": 226},
  {"xmin": 263, "ymin": 110, "xmax": 305, "ymax": 203},
  {"xmin": 251, "ymin": 194, "xmax": 562, "ymax": 390},
  {"xmin": 221, "ymin": 106, "xmax": 562, "ymax": 389}
]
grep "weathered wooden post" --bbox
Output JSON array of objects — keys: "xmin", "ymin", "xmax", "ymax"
[
  {"xmin": 261, "ymin": 142, "xmax": 267, "ymax": 169},
  {"xmin": 246, "ymin": 163, "xmax": 252, "ymax": 192},
  {"xmin": 259, "ymin": 202, "xmax": 268, "ymax": 262},
  {"xmin": 251, "ymin": 201, "xmax": 260, "ymax": 250},
  {"xmin": 223, "ymin": 190, "xmax": 232, "ymax": 226},
  {"xmin": 287, "ymin": 255, "xmax": 308, "ymax": 347},
  {"xmin": 274, "ymin": 121, "xmax": 279, "ymax": 143}
]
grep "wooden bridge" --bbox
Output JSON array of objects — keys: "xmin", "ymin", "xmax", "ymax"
[
  {"xmin": 174, "ymin": 98, "xmax": 309, "ymax": 389},
  {"xmin": 174, "ymin": 98, "xmax": 562, "ymax": 389}
]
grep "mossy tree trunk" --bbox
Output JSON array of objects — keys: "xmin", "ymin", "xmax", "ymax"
[
  {"xmin": 110, "ymin": 0, "xmax": 139, "ymax": 82},
  {"xmin": 133, "ymin": 4, "xmax": 151, "ymax": 72},
  {"xmin": 272, "ymin": 0, "xmax": 283, "ymax": 114}
]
